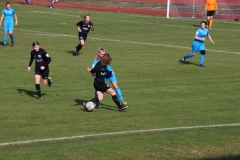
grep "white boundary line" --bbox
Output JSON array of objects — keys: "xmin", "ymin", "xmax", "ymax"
[
  {"xmin": 0, "ymin": 123, "xmax": 239, "ymax": 146},
  {"xmin": 16, "ymin": 29, "xmax": 240, "ymax": 55}
]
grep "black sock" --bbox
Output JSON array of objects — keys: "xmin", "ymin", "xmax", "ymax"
[
  {"xmin": 35, "ymin": 84, "xmax": 41, "ymax": 97},
  {"xmin": 90, "ymin": 98, "xmax": 99, "ymax": 104},
  {"xmin": 112, "ymin": 95, "xmax": 121, "ymax": 107},
  {"xmin": 76, "ymin": 44, "xmax": 82, "ymax": 52}
]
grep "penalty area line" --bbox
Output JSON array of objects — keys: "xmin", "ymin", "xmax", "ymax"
[{"xmin": 0, "ymin": 123, "xmax": 240, "ymax": 146}]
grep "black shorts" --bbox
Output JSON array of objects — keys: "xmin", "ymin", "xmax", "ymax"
[
  {"xmin": 207, "ymin": 10, "xmax": 215, "ymax": 16},
  {"xmin": 34, "ymin": 67, "xmax": 49, "ymax": 79},
  {"xmin": 94, "ymin": 81, "xmax": 110, "ymax": 92},
  {"xmin": 78, "ymin": 33, "xmax": 87, "ymax": 41}
]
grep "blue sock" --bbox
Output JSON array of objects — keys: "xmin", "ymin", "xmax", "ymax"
[
  {"xmin": 3, "ymin": 35, "xmax": 7, "ymax": 45},
  {"xmin": 94, "ymin": 91, "xmax": 100, "ymax": 106},
  {"xmin": 115, "ymin": 88, "xmax": 123, "ymax": 102},
  {"xmin": 50, "ymin": 2, "xmax": 54, "ymax": 7},
  {"xmin": 9, "ymin": 34, "xmax": 14, "ymax": 42},
  {"xmin": 200, "ymin": 54, "xmax": 205, "ymax": 65},
  {"xmin": 184, "ymin": 53, "xmax": 194, "ymax": 59}
]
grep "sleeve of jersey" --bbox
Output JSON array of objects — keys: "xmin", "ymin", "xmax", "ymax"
[
  {"xmin": 28, "ymin": 52, "xmax": 34, "ymax": 67},
  {"xmin": 90, "ymin": 62, "xmax": 101, "ymax": 73},
  {"xmin": 43, "ymin": 50, "xmax": 51, "ymax": 67}
]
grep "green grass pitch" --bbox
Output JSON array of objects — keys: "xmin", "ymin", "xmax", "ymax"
[{"xmin": 0, "ymin": 2, "xmax": 240, "ymax": 159}]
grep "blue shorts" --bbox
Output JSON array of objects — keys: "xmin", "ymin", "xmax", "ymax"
[
  {"xmin": 105, "ymin": 73, "xmax": 117, "ymax": 83},
  {"xmin": 3, "ymin": 22, "xmax": 14, "ymax": 32},
  {"xmin": 192, "ymin": 40, "xmax": 205, "ymax": 53}
]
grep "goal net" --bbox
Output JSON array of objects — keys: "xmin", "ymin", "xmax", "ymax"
[{"xmin": 166, "ymin": 0, "xmax": 240, "ymax": 20}]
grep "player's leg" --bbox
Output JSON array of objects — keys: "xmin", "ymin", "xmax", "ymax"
[
  {"xmin": 109, "ymin": 74, "xmax": 127, "ymax": 106},
  {"xmin": 199, "ymin": 44, "xmax": 206, "ymax": 67},
  {"xmin": 42, "ymin": 68, "xmax": 52, "ymax": 86},
  {"xmin": 34, "ymin": 74, "xmax": 42, "ymax": 100},
  {"xmin": 3, "ymin": 24, "xmax": 9, "ymax": 46},
  {"xmin": 50, "ymin": 0, "xmax": 54, "ymax": 8},
  {"xmin": 209, "ymin": 16, "xmax": 213, "ymax": 29},
  {"xmin": 106, "ymin": 87, "xmax": 128, "ymax": 111},
  {"xmin": 94, "ymin": 91, "xmax": 101, "ymax": 108},
  {"xmin": 182, "ymin": 42, "xmax": 198, "ymax": 62},
  {"xmin": 74, "ymin": 36, "xmax": 85, "ymax": 55},
  {"xmin": 9, "ymin": 29, "xmax": 14, "ymax": 46}
]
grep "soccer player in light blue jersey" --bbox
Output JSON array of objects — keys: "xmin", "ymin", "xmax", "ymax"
[
  {"xmin": 25, "ymin": 0, "xmax": 33, "ymax": 5},
  {"xmin": 182, "ymin": 21, "xmax": 215, "ymax": 67},
  {"xmin": 0, "ymin": 2, "xmax": 18, "ymax": 46},
  {"xmin": 50, "ymin": 0, "xmax": 58, "ymax": 8},
  {"xmin": 91, "ymin": 47, "xmax": 128, "ymax": 108}
]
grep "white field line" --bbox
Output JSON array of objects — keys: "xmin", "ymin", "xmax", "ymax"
[
  {"xmin": 16, "ymin": 29, "xmax": 240, "ymax": 55},
  {"xmin": 31, "ymin": 11, "xmax": 240, "ymax": 32},
  {"xmin": 0, "ymin": 123, "xmax": 239, "ymax": 146}
]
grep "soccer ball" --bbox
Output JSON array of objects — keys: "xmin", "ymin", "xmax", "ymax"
[{"xmin": 85, "ymin": 101, "xmax": 95, "ymax": 111}]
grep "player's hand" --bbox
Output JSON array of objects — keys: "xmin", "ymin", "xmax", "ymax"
[
  {"xmin": 215, "ymin": 10, "xmax": 219, "ymax": 14},
  {"xmin": 211, "ymin": 41, "xmax": 215, "ymax": 45},
  {"xmin": 40, "ymin": 66, "xmax": 45, "ymax": 70},
  {"xmin": 28, "ymin": 66, "xmax": 31, "ymax": 71},
  {"xmin": 15, "ymin": 21, "xmax": 18, "ymax": 27},
  {"xmin": 86, "ymin": 67, "xmax": 91, "ymax": 72}
]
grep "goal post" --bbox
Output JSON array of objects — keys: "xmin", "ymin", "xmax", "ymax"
[{"xmin": 166, "ymin": 0, "xmax": 240, "ymax": 20}]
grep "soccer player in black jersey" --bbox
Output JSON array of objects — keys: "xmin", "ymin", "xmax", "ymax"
[
  {"xmin": 84, "ymin": 53, "xmax": 128, "ymax": 111},
  {"xmin": 74, "ymin": 14, "xmax": 94, "ymax": 56},
  {"xmin": 27, "ymin": 42, "xmax": 52, "ymax": 100}
]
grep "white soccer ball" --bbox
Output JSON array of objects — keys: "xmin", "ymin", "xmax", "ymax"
[{"xmin": 85, "ymin": 101, "xmax": 95, "ymax": 111}]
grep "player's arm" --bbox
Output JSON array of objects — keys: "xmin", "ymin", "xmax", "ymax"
[
  {"xmin": 43, "ymin": 50, "xmax": 51, "ymax": 67},
  {"xmin": 194, "ymin": 35, "xmax": 205, "ymax": 41},
  {"xmin": 207, "ymin": 34, "xmax": 215, "ymax": 44},
  {"xmin": 14, "ymin": 13, "xmax": 18, "ymax": 26},
  {"xmin": 91, "ymin": 23, "xmax": 94, "ymax": 31},
  {"xmin": 28, "ymin": 52, "xmax": 34, "ymax": 71},
  {"xmin": 0, "ymin": 14, "xmax": 4, "ymax": 27}
]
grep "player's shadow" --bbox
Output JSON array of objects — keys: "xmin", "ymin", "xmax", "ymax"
[
  {"xmin": 74, "ymin": 99, "xmax": 119, "ymax": 112},
  {"xmin": 179, "ymin": 60, "xmax": 199, "ymax": 66},
  {"xmin": 192, "ymin": 24, "xmax": 200, "ymax": 28},
  {"xmin": 17, "ymin": 89, "xmax": 47, "ymax": 99},
  {"xmin": 66, "ymin": 50, "xmax": 83, "ymax": 56}
]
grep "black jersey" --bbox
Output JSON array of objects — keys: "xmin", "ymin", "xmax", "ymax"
[
  {"xmin": 28, "ymin": 48, "xmax": 51, "ymax": 68},
  {"xmin": 91, "ymin": 61, "xmax": 111, "ymax": 82},
  {"xmin": 76, "ymin": 20, "xmax": 93, "ymax": 35}
]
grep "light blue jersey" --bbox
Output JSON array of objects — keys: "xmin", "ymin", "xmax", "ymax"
[
  {"xmin": 192, "ymin": 28, "xmax": 209, "ymax": 52},
  {"xmin": 2, "ymin": 8, "xmax": 15, "ymax": 31}
]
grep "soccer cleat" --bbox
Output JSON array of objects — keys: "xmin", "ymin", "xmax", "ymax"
[
  {"xmin": 199, "ymin": 64, "xmax": 206, "ymax": 67},
  {"xmin": 119, "ymin": 105, "xmax": 128, "ymax": 111},
  {"xmin": 47, "ymin": 77, "xmax": 52, "ymax": 87},
  {"xmin": 95, "ymin": 105, "xmax": 100, "ymax": 109},
  {"xmin": 36, "ymin": 97, "xmax": 42, "ymax": 100},
  {"xmin": 11, "ymin": 41, "xmax": 14, "ymax": 46},
  {"xmin": 121, "ymin": 101, "xmax": 127, "ymax": 107},
  {"xmin": 74, "ymin": 48, "xmax": 78, "ymax": 56},
  {"xmin": 182, "ymin": 56, "xmax": 186, "ymax": 63}
]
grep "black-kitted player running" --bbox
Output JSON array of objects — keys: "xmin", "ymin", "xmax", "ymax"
[
  {"xmin": 74, "ymin": 14, "xmax": 94, "ymax": 56},
  {"xmin": 84, "ymin": 53, "xmax": 128, "ymax": 111},
  {"xmin": 28, "ymin": 41, "xmax": 52, "ymax": 100}
]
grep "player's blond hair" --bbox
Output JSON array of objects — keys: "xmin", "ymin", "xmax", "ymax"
[{"xmin": 94, "ymin": 47, "xmax": 105, "ymax": 60}]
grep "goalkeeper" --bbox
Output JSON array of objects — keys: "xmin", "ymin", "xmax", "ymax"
[{"xmin": 204, "ymin": 0, "xmax": 218, "ymax": 29}]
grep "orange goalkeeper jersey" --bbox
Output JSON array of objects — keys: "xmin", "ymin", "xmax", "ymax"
[{"xmin": 205, "ymin": 0, "xmax": 218, "ymax": 11}]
